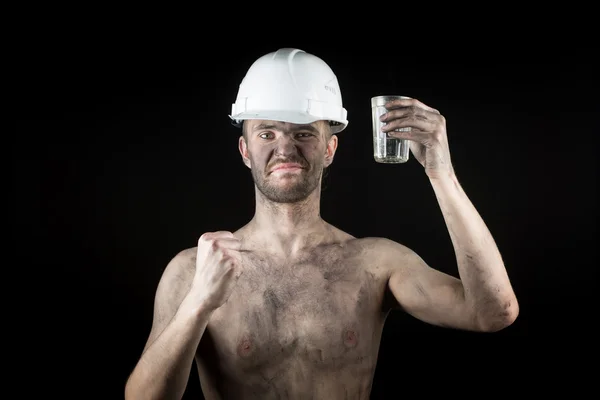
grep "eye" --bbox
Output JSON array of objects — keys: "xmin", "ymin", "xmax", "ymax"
[{"xmin": 258, "ymin": 132, "xmax": 274, "ymax": 139}]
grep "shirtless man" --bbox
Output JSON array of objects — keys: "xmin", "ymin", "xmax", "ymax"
[{"xmin": 124, "ymin": 48, "xmax": 519, "ymax": 400}]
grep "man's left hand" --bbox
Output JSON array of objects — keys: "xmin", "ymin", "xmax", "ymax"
[{"xmin": 380, "ymin": 98, "xmax": 453, "ymax": 179}]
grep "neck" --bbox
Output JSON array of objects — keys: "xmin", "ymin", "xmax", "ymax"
[{"xmin": 247, "ymin": 187, "xmax": 329, "ymax": 257}]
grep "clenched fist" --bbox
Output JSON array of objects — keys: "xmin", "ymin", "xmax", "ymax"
[{"xmin": 187, "ymin": 231, "xmax": 244, "ymax": 312}]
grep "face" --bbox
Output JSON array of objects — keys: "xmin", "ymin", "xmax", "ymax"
[{"xmin": 239, "ymin": 120, "xmax": 338, "ymax": 203}]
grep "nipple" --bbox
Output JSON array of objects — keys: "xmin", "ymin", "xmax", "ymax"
[
  {"xmin": 343, "ymin": 329, "xmax": 358, "ymax": 348},
  {"xmin": 237, "ymin": 337, "xmax": 253, "ymax": 357}
]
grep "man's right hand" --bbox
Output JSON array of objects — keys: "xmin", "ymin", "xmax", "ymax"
[
  {"xmin": 125, "ymin": 233, "xmax": 241, "ymax": 400},
  {"xmin": 187, "ymin": 231, "xmax": 244, "ymax": 312}
]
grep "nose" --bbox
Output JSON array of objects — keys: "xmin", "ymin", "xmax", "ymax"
[{"xmin": 273, "ymin": 134, "xmax": 299, "ymax": 157}]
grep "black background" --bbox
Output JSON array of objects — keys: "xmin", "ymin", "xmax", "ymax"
[{"xmin": 13, "ymin": 20, "xmax": 597, "ymax": 399}]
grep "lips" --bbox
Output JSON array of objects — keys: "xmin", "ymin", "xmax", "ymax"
[{"xmin": 271, "ymin": 163, "xmax": 304, "ymax": 172}]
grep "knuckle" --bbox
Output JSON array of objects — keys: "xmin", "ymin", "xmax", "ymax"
[
  {"xmin": 199, "ymin": 232, "xmax": 212, "ymax": 243},
  {"xmin": 226, "ymin": 256, "xmax": 238, "ymax": 267},
  {"xmin": 407, "ymin": 105, "xmax": 419, "ymax": 117},
  {"xmin": 432, "ymin": 130, "xmax": 443, "ymax": 141},
  {"xmin": 223, "ymin": 260, "xmax": 236, "ymax": 272}
]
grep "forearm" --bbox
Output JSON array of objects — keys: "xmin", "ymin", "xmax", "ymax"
[
  {"xmin": 125, "ymin": 301, "xmax": 214, "ymax": 400},
  {"xmin": 429, "ymin": 171, "xmax": 518, "ymax": 330}
]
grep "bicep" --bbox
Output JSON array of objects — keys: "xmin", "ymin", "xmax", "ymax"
[
  {"xmin": 387, "ymin": 246, "xmax": 479, "ymax": 331},
  {"xmin": 142, "ymin": 248, "xmax": 195, "ymax": 353}
]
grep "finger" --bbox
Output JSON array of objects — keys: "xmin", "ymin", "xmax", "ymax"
[
  {"xmin": 385, "ymin": 127, "xmax": 433, "ymax": 143},
  {"xmin": 202, "ymin": 231, "xmax": 235, "ymax": 239},
  {"xmin": 381, "ymin": 105, "xmax": 441, "ymax": 125},
  {"xmin": 199, "ymin": 231, "xmax": 239, "ymax": 247},
  {"xmin": 385, "ymin": 98, "xmax": 440, "ymax": 114},
  {"xmin": 218, "ymin": 248, "xmax": 244, "ymax": 274},
  {"xmin": 213, "ymin": 237, "xmax": 243, "ymax": 251},
  {"xmin": 198, "ymin": 234, "xmax": 240, "ymax": 252},
  {"xmin": 198, "ymin": 232, "xmax": 231, "ymax": 246},
  {"xmin": 381, "ymin": 116, "xmax": 439, "ymax": 134},
  {"xmin": 227, "ymin": 249, "xmax": 244, "ymax": 266}
]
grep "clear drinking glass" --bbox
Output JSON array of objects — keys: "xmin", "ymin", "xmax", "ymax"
[{"xmin": 371, "ymin": 95, "xmax": 411, "ymax": 164}]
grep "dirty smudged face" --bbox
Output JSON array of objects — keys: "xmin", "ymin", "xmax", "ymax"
[{"xmin": 240, "ymin": 120, "xmax": 336, "ymax": 204}]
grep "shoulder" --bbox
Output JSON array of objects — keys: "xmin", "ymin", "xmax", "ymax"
[
  {"xmin": 353, "ymin": 236, "xmax": 415, "ymax": 257},
  {"xmin": 141, "ymin": 246, "xmax": 199, "ymax": 352},
  {"xmin": 352, "ymin": 236, "xmax": 426, "ymax": 276},
  {"xmin": 323, "ymin": 223, "xmax": 420, "ymax": 266},
  {"xmin": 169, "ymin": 246, "xmax": 197, "ymax": 272},
  {"xmin": 155, "ymin": 247, "xmax": 197, "ymax": 293}
]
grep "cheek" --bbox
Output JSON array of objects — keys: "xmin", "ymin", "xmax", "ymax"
[
  {"xmin": 302, "ymin": 143, "xmax": 323, "ymax": 157},
  {"xmin": 247, "ymin": 149, "xmax": 271, "ymax": 168},
  {"xmin": 314, "ymin": 145, "xmax": 329, "ymax": 162}
]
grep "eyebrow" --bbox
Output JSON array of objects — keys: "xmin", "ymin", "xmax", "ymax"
[{"xmin": 252, "ymin": 123, "xmax": 319, "ymax": 133}]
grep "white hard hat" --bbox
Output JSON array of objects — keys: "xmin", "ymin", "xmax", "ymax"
[{"xmin": 229, "ymin": 48, "xmax": 348, "ymax": 134}]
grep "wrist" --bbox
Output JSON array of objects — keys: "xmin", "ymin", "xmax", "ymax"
[
  {"xmin": 427, "ymin": 167, "xmax": 456, "ymax": 182},
  {"xmin": 177, "ymin": 295, "xmax": 217, "ymax": 320}
]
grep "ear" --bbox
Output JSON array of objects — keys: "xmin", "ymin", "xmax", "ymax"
[
  {"xmin": 238, "ymin": 136, "xmax": 251, "ymax": 169},
  {"xmin": 323, "ymin": 134, "xmax": 338, "ymax": 168}
]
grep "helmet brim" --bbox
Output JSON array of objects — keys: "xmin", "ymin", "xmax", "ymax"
[{"xmin": 229, "ymin": 110, "xmax": 348, "ymax": 134}]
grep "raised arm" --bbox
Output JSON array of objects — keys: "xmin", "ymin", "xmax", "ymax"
[
  {"xmin": 379, "ymin": 97, "xmax": 518, "ymax": 332},
  {"xmin": 125, "ymin": 231, "xmax": 244, "ymax": 400}
]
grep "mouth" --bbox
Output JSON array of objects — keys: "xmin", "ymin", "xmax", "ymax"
[{"xmin": 270, "ymin": 163, "xmax": 305, "ymax": 173}]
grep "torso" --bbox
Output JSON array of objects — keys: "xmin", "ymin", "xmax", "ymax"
[{"xmin": 194, "ymin": 228, "xmax": 393, "ymax": 400}]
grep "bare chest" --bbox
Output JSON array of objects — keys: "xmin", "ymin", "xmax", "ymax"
[{"xmin": 198, "ymin": 250, "xmax": 387, "ymax": 377}]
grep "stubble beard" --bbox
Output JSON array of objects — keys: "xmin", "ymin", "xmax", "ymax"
[{"xmin": 252, "ymin": 165, "xmax": 322, "ymax": 204}]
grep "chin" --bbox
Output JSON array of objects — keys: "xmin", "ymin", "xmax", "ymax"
[{"xmin": 260, "ymin": 185, "xmax": 313, "ymax": 203}]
